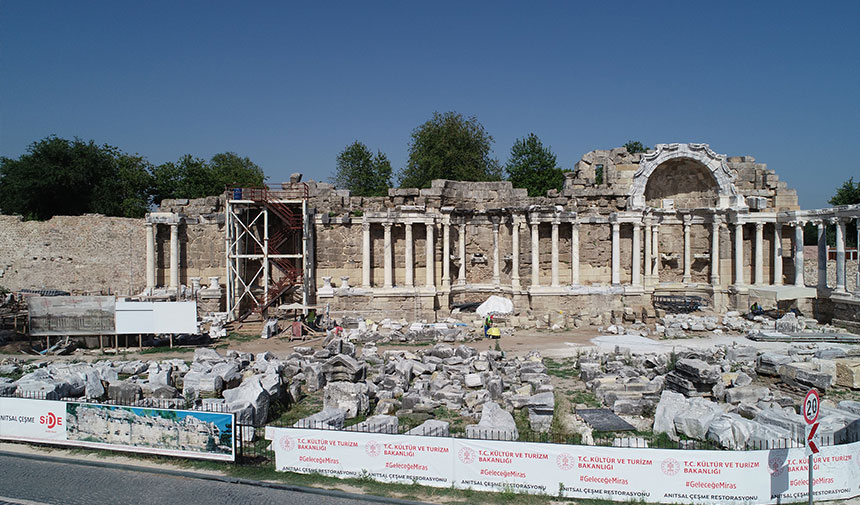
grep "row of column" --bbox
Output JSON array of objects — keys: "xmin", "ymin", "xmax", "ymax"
[
  {"xmin": 359, "ymin": 216, "xmax": 856, "ymax": 292},
  {"xmin": 811, "ymin": 218, "xmax": 854, "ymax": 293},
  {"xmin": 144, "ymin": 221, "xmax": 180, "ymax": 293},
  {"xmin": 362, "ymin": 219, "xmax": 441, "ymax": 290}
]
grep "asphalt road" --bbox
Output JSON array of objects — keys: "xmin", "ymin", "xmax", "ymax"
[{"xmin": 0, "ymin": 453, "xmax": 413, "ymax": 505}]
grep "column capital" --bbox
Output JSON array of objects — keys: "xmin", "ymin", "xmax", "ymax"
[
  {"xmin": 755, "ymin": 222, "xmax": 764, "ymax": 231},
  {"xmin": 711, "ymin": 215, "xmax": 722, "ymax": 225},
  {"xmin": 643, "ymin": 216, "xmax": 652, "ymax": 226},
  {"xmin": 792, "ymin": 220, "xmax": 805, "ymax": 228},
  {"xmin": 828, "ymin": 217, "xmax": 843, "ymax": 225},
  {"xmin": 441, "ymin": 214, "xmax": 451, "ymax": 226},
  {"xmin": 682, "ymin": 214, "xmax": 692, "ymax": 225},
  {"xmin": 382, "ymin": 222, "xmax": 392, "ymax": 230},
  {"xmin": 145, "ymin": 221, "xmax": 154, "ymax": 228}
]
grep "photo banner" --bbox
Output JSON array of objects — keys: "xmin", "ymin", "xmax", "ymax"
[
  {"xmin": 266, "ymin": 426, "xmax": 860, "ymax": 504},
  {"xmin": 0, "ymin": 397, "xmax": 235, "ymax": 462}
]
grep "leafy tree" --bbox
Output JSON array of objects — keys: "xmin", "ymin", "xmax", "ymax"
[
  {"xmin": 624, "ymin": 140, "xmax": 650, "ymax": 154},
  {"xmin": 209, "ymin": 152, "xmax": 266, "ymax": 191},
  {"xmin": 829, "ymin": 177, "xmax": 860, "ymax": 206},
  {"xmin": 332, "ymin": 141, "xmax": 392, "ymax": 196},
  {"xmin": 0, "ymin": 136, "xmax": 151, "ymax": 220},
  {"xmin": 505, "ymin": 133, "xmax": 565, "ymax": 197},
  {"xmin": 399, "ymin": 111, "xmax": 500, "ymax": 188},
  {"xmin": 151, "ymin": 152, "xmax": 264, "ymax": 204}
]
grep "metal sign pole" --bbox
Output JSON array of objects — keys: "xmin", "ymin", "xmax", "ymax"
[{"xmin": 803, "ymin": 388, "xmax": 820, "ymax": 505}]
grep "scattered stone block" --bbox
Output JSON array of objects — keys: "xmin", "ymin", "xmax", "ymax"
[
  {"xmin": 465, "ymin": 401, "xmax": 518, "ymax": 440},
  {"xmin": 835, "ymin": 359, "xmax": 860, "ymax": 389}
]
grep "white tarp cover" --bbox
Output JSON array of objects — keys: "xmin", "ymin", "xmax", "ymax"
[
  {"xmin": 115, "ymin": 301, "xmax": 198, "ymax": 334},
  {"xmin": 476, "ymin": 296, "xmax": 513, "ymax": 317},
  {"xmin": 266, "ymin": 425, "xmax": 860, "ymax": 504}
]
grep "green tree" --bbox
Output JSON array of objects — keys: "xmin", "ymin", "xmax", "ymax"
[
  {"xmin": 399, "ymin": 111, "xmax": 500, "ymax": 188},
  {"xmin": 624, "ymin": 140, "xmax": 650, "ymax": 154},
  {"xmin": 829, "ymin": 177, "xmax": 860, "ymax": 206},
  {"xmin": 505, "ymin": 133, "xmax": 565, "ymax": 197},
  {"xmin": 209, "ymin": 152, "xmax": 265, "ymax": 191},
  {"xmin": 0, "ymin": 136, "xmax": 151, "ymax": 220},
  {"xmin": 332, "ymin": 141, "xmax": 392, "ymax": 196},
  {"xmin": 151, "ymin": 152, "xmax": 264, "ymax": 204}
]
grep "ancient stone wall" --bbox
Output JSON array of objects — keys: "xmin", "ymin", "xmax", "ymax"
[{"xmin": 0, "ymin": 214, "xmax": 145, "ymax": 294}]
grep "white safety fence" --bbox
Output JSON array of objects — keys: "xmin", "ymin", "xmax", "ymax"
[{"xmin": 266, "ymin": 426, "xmax": 860, "ymax": 504}]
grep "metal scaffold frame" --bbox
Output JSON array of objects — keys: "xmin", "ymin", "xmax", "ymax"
[{"xmin": 225, "ymin": 184, "xmax": 312, "ymax": 321}]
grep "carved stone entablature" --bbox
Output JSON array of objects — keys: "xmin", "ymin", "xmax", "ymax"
[
  {"xmin": 629, "ymin": 143, "xmax": 746, "ymax": 210},
  {"xmin": 146, "ymin": 212, "xmax": 183, "ymax": 225}
]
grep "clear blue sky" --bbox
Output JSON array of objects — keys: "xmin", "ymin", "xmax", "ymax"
[{"xmin": 2, "ymin": 1, "xmax": 858, "ymax": 209}]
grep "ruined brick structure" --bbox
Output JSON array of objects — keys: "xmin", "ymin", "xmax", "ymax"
[{"xmin": 1, "ymin": 142, "xmax": 858, "ymax": 327}]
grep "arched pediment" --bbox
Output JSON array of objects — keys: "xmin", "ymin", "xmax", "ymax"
[{"xmin": 628, "ymin": 143, "xmax": 746, "ymax": 210}]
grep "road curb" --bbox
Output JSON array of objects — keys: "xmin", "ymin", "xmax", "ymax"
[{"xmin": 0, "ymin": 449, "xmax": 429, "ymax": 505}]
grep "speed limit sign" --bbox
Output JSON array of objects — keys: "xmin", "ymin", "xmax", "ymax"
[{"xmin": 803, "ymin": 389, "xmax": 820, "ymax": 425}]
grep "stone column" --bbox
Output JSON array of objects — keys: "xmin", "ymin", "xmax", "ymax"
[
  {"xmin": 425, "ymin": 221, "xmax": 435, "ymax": 289},
  {"xmin": 362, "ymin": 221, "xmax": 371, "ymax": 288},
  {"xmin": 683, "ymin": 216, "xmax": 692, "ymax": 284},
  {"xmin": 835, "ymin": 218, "xmax": 846, "ymax": 292},
  {"xmin": 644, "ymin": 218, "xmax": 652, "ymax": 280},
  {"xmin": 570, "ymin": 221, "xmax": 580, "ymax": 285},
  {"xmin": 652, "ymin": 224, "xmax": 660, "ymax": 283},
  {"xmin": 793, "ymin": 222, "xmax": 805, "ymax": 287},
  {"xmin": 773, "ymin": 224, "xmax": 783, "ymax": 286},
  {"xmin": 169, "ymin": 222, "xmax": 179, "ymax": 292},
  {"xmin": 145, "ymin": 222, "xmax": 155, "ymax": 293},
  {"xmin": 442, "ymin": 217, "xmax": 451, "ymax": 290},
  {"xmin": 492, "ymin": 219, "xmax": 501, "ymax": 287},
  {"xmin": 531, "ymin": 220, "xmax": 540, "ymax": 287},
  {"xmin": 754, "ymin": 222, "xmax": 764, "ymax": 286},
  {"xmin": 817, "ymin": 221, "xmax": 827, "ymax": 289},
  {"xmin": 551, "ymin": 220, "xmax": 560, "ymax": 287},
  {"xmin": 383, "ymin": 223, "xmax": 393, "ymax": 288},
  {"xmin": 611, "ymin": 220, "xmax": 620, "ymax": 285},
  {"xmin": 404, "ymin": 221, "xmax": 414, "ymax": 287},
  {"xmin": 710, "ymin": 218, "xmax": 720, "ymax": 286},
  {"xmin": 632, "ymin": 221, "xmax": 641, "ymax": 286},
  {"xmin": 734, "ymin": 223, "xmax": 744, "ymax": 286},
  {"xmin": 511, "ymin": 217, "xmax": 521, "ymax": 290},
  {"xmin": 458, "ymin": 223, "xmax": 466, "ymax": 286}
]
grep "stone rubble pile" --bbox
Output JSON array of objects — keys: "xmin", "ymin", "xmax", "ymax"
[
  {"xmin": 573, "ymin": 340, "xmax": 860, "ymax": 449},
  {"xmin": 0, "ymin": 341, "xmax": 558, "ymax": 441}
]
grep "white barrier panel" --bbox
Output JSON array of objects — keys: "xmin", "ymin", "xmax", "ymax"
[
  {"xmin": 0, "ymin": 398, "xmax": 235, "ymax": 462},
  {"xmin": 265, "ymin": 426, "xmax": 454, "ymax": 487},
  {"xmin": 266, "ymin": 426, "xmax": 860, "ymax": 504},
  {"xmin": 115, "ymin": 301, "xmax": 198, "ymax": 335}
]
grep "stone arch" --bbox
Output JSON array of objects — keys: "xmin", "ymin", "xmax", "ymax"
[{"xmin": 628, "ymin": 143, "xmax": 745, "ymax": 210}]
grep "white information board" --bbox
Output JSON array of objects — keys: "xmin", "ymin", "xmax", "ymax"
[{"xmin": 115, "ymin": 301, "xmax": 198, "ymax": 334}]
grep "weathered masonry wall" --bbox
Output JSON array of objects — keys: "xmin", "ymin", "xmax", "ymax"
[
  {"xmin": 0, "ymin": 214, "xmax": 145, "ymax": 295},
  {"xmin": 0, "ymin": 197, "xmax": 227, "ymax": 296}
]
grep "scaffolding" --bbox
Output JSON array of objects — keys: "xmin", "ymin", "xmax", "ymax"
[{"xmin": 225, "ymin": 184, "xmax": 313, "ymax": 321}]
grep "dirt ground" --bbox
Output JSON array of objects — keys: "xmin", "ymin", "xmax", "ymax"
[{"xmin": 0, "ymin": 323, "xmax": 604, "ymax": 363}]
